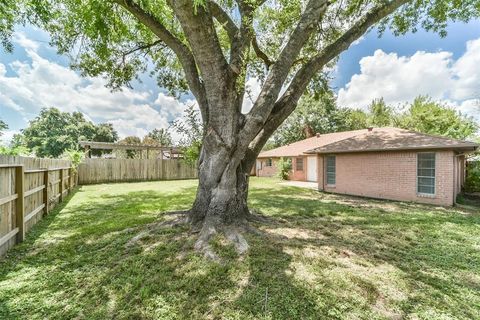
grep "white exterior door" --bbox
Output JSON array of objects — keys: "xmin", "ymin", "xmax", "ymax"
[{"xmin": 307, "ymin": 156, "xmax": 317, "ymax": 182}]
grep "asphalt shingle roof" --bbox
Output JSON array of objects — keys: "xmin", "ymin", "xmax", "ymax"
[{"xmin": 258, "ymin": 127, "xmax": 478, "ymax": 158}]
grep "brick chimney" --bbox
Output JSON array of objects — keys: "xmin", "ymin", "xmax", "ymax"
[
  {"xmin": 303, "ymin": 125, "xmax": 315, "ymax": 138},
  {"xmin": 316, "ymin": 133, "xmax": 321, "ymax": 138},
  {"xmin": 367, "ymin": 127, "xmax": 374, "ymax": 132}
]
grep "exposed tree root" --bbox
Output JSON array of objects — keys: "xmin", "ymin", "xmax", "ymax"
[
  {"xmin": 124, "ymin": 208, "xmax": 278, "ymax": 261},
  {"xmin": 194, "ymin": 221, "xmax": 250, "ymax": 261}
]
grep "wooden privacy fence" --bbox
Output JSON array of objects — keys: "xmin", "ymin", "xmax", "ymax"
[
  {"xmin": 78, "ymin": 158, "xmax": 197, "ymax": 184},
  {"xmin": 0, "ymin": 164, "xmax": 76, "ymax": 257}
]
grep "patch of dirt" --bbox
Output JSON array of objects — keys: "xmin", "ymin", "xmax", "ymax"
[{"xmin": 263, "ymin": 227, "xmax": 326, "ymax": 240}]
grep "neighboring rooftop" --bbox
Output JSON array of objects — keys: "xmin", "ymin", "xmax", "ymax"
[
  {"xmin": 258, "ymin": 129, "xmax": 368, "ymax": 158},
  {"xmin": 258, "ymin": 127, "xmax": 479, "ymax": 158}
]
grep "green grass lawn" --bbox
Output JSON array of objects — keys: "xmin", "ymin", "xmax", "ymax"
[{"xmin": 0, "ymin": 178, "xmax": 479, "ymax": 320}]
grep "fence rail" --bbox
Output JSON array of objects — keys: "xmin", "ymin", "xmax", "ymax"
[
  {"xmin": 78, "ymin": 158, "xmax": 197, "ymax": 184},
  {"xmin": 0, "ymin": 164, "xmax": 76, "ymax": 258}
]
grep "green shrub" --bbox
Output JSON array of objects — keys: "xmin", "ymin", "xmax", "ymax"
[
  {"xmin": 277, "ymin": 157, "xmax": 292, "ymax": 180},
  {"xmin": 0, "ymin": 145, "xmax": 31, "ymax": 156},
  {"xmin": 465, "ymin": 161, "xmax": 480, "ymax": 192},
  {"xmin": 62, "ymin": 149, "xmax": 84, "ymax": 172}
]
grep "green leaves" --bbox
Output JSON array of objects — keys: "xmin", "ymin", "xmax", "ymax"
[
  {"xmin": 19, "ymin": 107, "xmax": 118, "ymax": 158},
  {"xmin": 4, "ymin": 0, "xmax": 480, "ymax": 95},
  {"xmin": 398, "ymin": 96, "xmax": 478, "ymax": 140},
  {"xmin": 0, "ymin": 118, "xmax": 7, "ymax": 136}
]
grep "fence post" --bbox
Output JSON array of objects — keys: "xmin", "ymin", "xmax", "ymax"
[
  {"xmin": 67, "ymin": 167, "xmax": 72, "ymax": 193},
  {"xmin": 59, "ymin": 169, "xmax": 64, "ymax": 202},
  {"xmin": 43, "ymin": 169, "xmax": 49, "ymax": 215},
  {"xmin": 15, "ymin": 165, "xmax": 25, "ymax": 243}
]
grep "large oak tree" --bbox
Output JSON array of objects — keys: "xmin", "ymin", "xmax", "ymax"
[{"xmin": 4, "ymin": 0, "xmax": 479, "ymax": 255}]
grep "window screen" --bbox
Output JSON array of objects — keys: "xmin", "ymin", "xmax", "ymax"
[
  {"xmin": 296, "ymin": 158, "xmax": 304, "ymax": 171},
  {"xmin": 417, "ymin": 153, "xmax": 435, "ymax": 194},
  {"xmin": 326, "ymin": 155, "xmax": 336, "ymax": 185}
]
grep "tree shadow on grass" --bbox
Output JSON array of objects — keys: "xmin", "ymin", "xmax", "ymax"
[
  {"xmin": 245, "ymin": 187, "xmax": 480, "ymax": 318},
  {"xmin": 0, "ymin": 183, "xmax": 478, "ymax": 319}
]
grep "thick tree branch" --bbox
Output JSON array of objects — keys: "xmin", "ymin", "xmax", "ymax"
[
  {"xmin": 168, "ymin": 0, "xmax": 229, "ymax": 86},
  {"xmin": 113, "ymin": 0, "xmax": 208, "ymax": 121},
  {"xmin": 239, "ymin": 0, "xmax": 330, "ymax": 145},
  {"xmin": 229, "ymin": 2, "xmax": 255, "ymax": 75},
  {"xmin": 209, "ymin": 1, "xmax": 272, "ymax": 70},
  {"xmin": 278, "ymin": 0, "xmax": 411, "ymax": 110},
  {"xmin": 247, "ymin": 0, "xmax": 412, "ymax": 157},
  {"xmin": 209, "ymin": 1, "xmax": 238, "ymax": 43},
  {"xmin": 251, "ymin": 35, "xmax": 272, "ymax": 69}
]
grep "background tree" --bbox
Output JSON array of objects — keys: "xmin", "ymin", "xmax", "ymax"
[
  {"xmin": 172, "ymin": 104, "xmax": 204, "ymax": 165},
  {"xmin": 367, "ymin": 98, "xmax": 396, "ymax": 127},
  {"xmin": 343, "ymin": 109, "xmax": 369, "ymax": 130},
  {"xmin": 18, "ymin": 107, "xmax": 118, "ymax": 158},
  {"xmin": 398, "ymin": 96, "xmax": 478, "ymax": 140},
  {"xmin": 118, "ymin": 136, "xmax": 142, "ymax": 159},
  {"xmin": 0, "ymin": 119, "xmax": 7, "ymax": 137},
  {"xmin": 273, "ymin": 90, "xmax": 355, "ymax": 146},
  {"xmin": 7, "ymin": 0, "xmax": 479, "ymax": 254},
  {"xmin": 144, "ymin": 128, "xmax": 173, "ymax": 146}
]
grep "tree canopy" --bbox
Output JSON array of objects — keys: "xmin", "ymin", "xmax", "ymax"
[
  {"xmin": 273, "ymin": 95, "xmax": 479, "ymax": 146},
  {"xmin": 272, "ymin": 89, "xmax": 355, "ymax": 146},
  {"xmin": 18, "ymin": 107, "xmax": 118, "ymax": 158},
  {"xmin": 143, "ymin": 128, "xmax": 173, "ymax": 146},
  {"xmin": 398, "ymin": 96, "xmax": 478, "ymax": 140},
  {"xmin": 4, "ymin": 0, "xmax": 479, "ymax": 254}
]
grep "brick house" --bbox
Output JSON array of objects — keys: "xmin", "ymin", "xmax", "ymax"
[{"xmin": 256, "ymin": 127, "xmax": 478, "ymax": 206}]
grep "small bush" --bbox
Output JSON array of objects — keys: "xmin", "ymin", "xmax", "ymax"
[
  {"xmin": 0, "ymin": 145, "xmax": 31, "ymax": 156},
  {"xmin": 277, "ymin": 157, "xmax": 292, "ymax": 180},
  {"xmin": 62, "ymin": 149, "xmax": 84, "ymax": 172},
  {"xmin": 465, "ymin": 161, "xmax": 480, "ymax": 192}
]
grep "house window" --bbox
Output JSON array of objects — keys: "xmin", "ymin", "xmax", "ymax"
[
  {"xmin": 256, "ymin": 160, "xmax": 262, "ymax": 170},
  {"xmin": 417, "ymin": 153, "xmax": 435, "ymax": 195},
  {"xmin": 326, "ymin": 155, "xmax": 336, "ymax": 185},
  {"xmin": 296, "ymin": 158, "xmax": 304, "ymax": 171},
  {"xmin": 266, "ymin": 158, "xmax": 272, "ymax": 167}
]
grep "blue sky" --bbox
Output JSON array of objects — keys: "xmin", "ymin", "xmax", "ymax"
[{"xmin": 1, "ymin": 20, "xmax": 479, "ymax": 145}]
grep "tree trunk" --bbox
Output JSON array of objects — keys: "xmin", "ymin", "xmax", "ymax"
[
  {"xmin": 188, "ymin": 142, "xmax": 252, "ymax": 256},
  {"xmin": 189, "ymin": 148, "xmax": 250, "ymax": 228}
]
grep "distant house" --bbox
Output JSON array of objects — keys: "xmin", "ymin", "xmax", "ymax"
[{"xmin": 256, "ymin": 127, "xmax": 479, "ymax": 206}]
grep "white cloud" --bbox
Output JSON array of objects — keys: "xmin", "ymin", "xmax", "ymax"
[
  {"xmin": 0, "ymin": 130, "xmax": 19, "ymax": 146},
  {"xmin": 0, "ymin": 32, "xmax": 190, "ymax": 141},
  {"xmin": 337, "ymin": 38, "xmax": 480, "ymax": 121},
  {"xmin": 458, "ymin": 99, "xmax": 480, "ymax": 121},
  {"xmin": 13, "ymin": 32, "xmax": 40, "ymax": 52}
]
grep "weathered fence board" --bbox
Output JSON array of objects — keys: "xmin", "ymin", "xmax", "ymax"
[
  {"xmin": 0, "ymin": 156, "xmax": 76, "ymax": 258},
  {"xmin": 0, "ymin": 155, "xmax": 71, "ymax": 169},
  {"xmin": 78, "ymin": 158, "xmax": 197, "ymax": 184}
]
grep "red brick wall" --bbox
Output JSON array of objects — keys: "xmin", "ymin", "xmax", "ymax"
[
  {"xmin": 288, "ymin": 157, "xmax": 306, "ymax": 181},
  {"xmin": 256, "ymin": 156, "xmax": 307, "ymax": 181},
  {"xmin": 318, "ymin": 150, "xmax": 456, "ymax": 206},
  {"xmin": 256, "ymin": 158, "xmax": 279, "ymax": 177}
]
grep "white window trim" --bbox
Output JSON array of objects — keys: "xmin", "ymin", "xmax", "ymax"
[{"xmin": 416, "ymin": 152, "xmax": 436, "ymax": 197}]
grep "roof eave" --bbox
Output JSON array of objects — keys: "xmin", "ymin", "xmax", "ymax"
[{"xmin": 309, "ymin": 144, "xmax": 479, "ymax": 154}]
